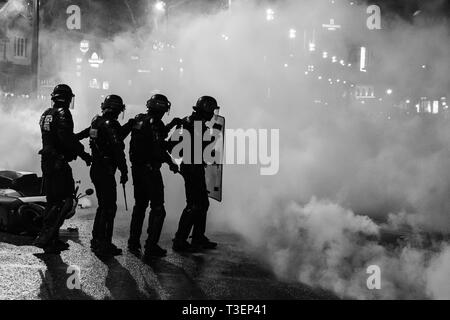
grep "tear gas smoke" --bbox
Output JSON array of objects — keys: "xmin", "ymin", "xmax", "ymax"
[{"xmin": 1, "ymin": 0, "xmax": 450, "ymax": 299}]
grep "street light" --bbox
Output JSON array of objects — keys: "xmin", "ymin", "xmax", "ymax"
[
  {"xmin": 88, "ymin": 52, "xmax": 104, "ymax": 68},
  {"xmin": 289, "ymin": 28, "xmax": 296, "ymax": 39},
  {"xmin": 266, "ymin": 8, "xmax": 275, "ymax": 21},
  {"xmin": 154, "ymin": 1, "xmax": 166, "ymax": 12},
  {"xmin": 153, "ymin": 0, "xmax": 167, "ymax": 31},
  {"xmin": 80, "ymin": 40, "xmax": 89, "ymax": 54}
]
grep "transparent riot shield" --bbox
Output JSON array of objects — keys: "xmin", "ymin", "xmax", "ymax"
[{"xmin": 205, "ymin": 115, "xmax": 225, "ymax": 202}]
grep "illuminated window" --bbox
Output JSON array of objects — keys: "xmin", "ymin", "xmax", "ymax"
[
  {"xmin": 1, "ymin": 42, "xmax": 6, "ymax": 60},
  {"xmin": 14, "ymin": 37, "xmax": 28, "ymax": 57}
]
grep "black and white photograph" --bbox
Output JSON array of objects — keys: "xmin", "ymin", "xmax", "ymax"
[{"xmin": 0, "ymin": 0, "xmax": 450, "ymax": 307}]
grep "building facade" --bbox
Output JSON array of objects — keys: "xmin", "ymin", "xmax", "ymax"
[{"xmin": 0, "ymin": 0, "xmax": 34, "ymax": 95}]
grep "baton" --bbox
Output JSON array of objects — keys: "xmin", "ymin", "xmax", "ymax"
[{"xmin": 122, "ymin": 183, "xmax": 128, "ymax": 211}]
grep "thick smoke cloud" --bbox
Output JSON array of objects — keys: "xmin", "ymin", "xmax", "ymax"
[
  {"xmin": 0, "ymin": 102, "xmax": 41, "ymax": 171},
  {"xmin": 1, "ymin": 0, "xmax": 450, "ymax": 298}
]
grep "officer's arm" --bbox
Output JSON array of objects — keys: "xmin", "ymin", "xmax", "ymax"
[
  {"xmin": 56, "ymin": 109, "xmax": 85, "ymax": 157},
  {"xmin": 75, "ymin": 127, "xmax": 91, "ymax": 141},
  {"xmin": 165, "ymin": 117, "xmax": 182, "ymax": 134},
  {"xmin": 166, "ymin": 130, "xmax": 181, "ymax": 157},
  {"xmin": 120, "ymin": 118, "xmax": 135, "ymax": 140},
  {"xmin": 155, "ymin": 136, "xmax": 177, "ymax": 170},
  {"xmin": 106, "ymin": 121, "xmax": 128, "ymax": 174},
  {"xmin": 159, "ymin": 143, "xmax": 175, "ymax": 165},
  {"xmin": 165, "ymin": 117, "xmax": 187, "ymax": 155}
]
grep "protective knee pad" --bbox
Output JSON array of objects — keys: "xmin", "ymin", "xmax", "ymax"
[
  {"xmin": 43, "ymin": 202, "xmax": 61, "ymax": 224},
  {"xmin": 134, "ymin": 200, "xmax": 149, "ymax": 211},
  {"xmin": 191, "ymin": 204, "xmax": 208, "ymax": 215},
  {"xmin": 55, "ymin": 197, "xmax": 74, "ymax": 229},
  {"xmin": 60, "ymin": 197, "xmax": 74, "ymax": 220},
  {"xmin": 104, "ymin": 203, "xmax": 117, "ymax": 217},
  {"xmin": 104, "ymin": 206, "xmax": 117, "ymax": 221},
  {"xmin": 151, "ymin": 205, "xmax": 166, "ymax": 218}
]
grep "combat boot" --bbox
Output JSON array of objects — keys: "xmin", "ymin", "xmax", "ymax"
[
  {"xmin": 92, "ymin": 241, "xmax": 113, "ymax": 258},
  {"xmin": 54, "ymin": 238, "xmax": 70, "ymax": 251},
  {"xmin": 90, "ymin": 238, "xmax": 99, "ymax": 251},
  {"xmin": 108, "ymin": 243, "xmax": 123, "ymax": 256},
  {"xmin": 191, "ymin": 236, "xmax": 218, "ymax": 250},
  {"xmin": 172, "ymin": 238, "xmax": 195, "ymax": 253},
  {"xmin": 128, "ymin": 244, "xmax": 142, "ymax": 258},
  {"xmin": 42, "ymin": 240, "xmax": 62, "ymax": 254},
  {"xmin": 33, "ymin": 227, "xmax": 55, "ymax": 249},
  {"xmin": 144, "ymin": 244, "xmax": 167, "ymax": 259}
]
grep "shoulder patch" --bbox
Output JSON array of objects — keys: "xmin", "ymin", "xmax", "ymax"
[
  {"xmin": 40, "ymin": 114, "xmax": 53, "ymax": 132},
  {"xmin": 132, "ymin": 113, "xmax": 145, "ymax": 130},
  {"xmin": 89, "ymin": 128, "xmax": 98, "ymax": 138},
  {"xmin": 133, "ymin": 121, "xmax": 143, "ymax": 130}
]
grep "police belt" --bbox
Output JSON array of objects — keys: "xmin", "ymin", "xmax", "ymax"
[
  {"xmin": 38, "ymin": 148, "xmax": 67, "ymax": 161},
  {"xmin": 132, "ymin": 161, "xmax": 162, "ymax": 171}
]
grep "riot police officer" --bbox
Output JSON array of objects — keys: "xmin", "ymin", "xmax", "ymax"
[
  {"xmin": 171, "ymin": 96, "xmax": 220, "ymax": 252},
  {"xmin": 86, "ymin": 95, "xmax": 128, "ymax": 257},
  {"xmin": 34, "ymin": 84, "xmax": 92, "ymax": 254},
  {"xmin": 128, "ymin": 94, "xmax": 181, "ymax": 259}
]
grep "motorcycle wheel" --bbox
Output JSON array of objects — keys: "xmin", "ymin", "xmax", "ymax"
[{"xmin": 18, "ymin": 204, "xmax": 45, "ymax": 236}]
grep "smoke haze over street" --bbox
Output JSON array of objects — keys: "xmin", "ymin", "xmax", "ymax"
[{"xmin": 1, "ymin": 0, "xmax": 450, "ymax": 299}]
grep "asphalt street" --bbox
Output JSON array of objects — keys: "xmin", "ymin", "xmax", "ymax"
[{"xmin": 0, "ymin": 207, "xmax": 336, "ymax": 300}]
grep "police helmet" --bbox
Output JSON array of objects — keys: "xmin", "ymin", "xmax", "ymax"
[
  {"xmin": 146, "ymin": 94, "xmax": 171, "ymax": 113},
  {"xmin": 193, "ymin": 96, "xmax": 219, "ymax": 114},
  {"xmin": 51, "ymin": 84, "xmax": 74, "ymax": 103},
  {"xmin": 101, "ymin": 95, "xmax": 125, "ymax": 113}
]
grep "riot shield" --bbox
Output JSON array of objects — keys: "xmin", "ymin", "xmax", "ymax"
[{"xmin": 205, "ymin": 115, "xmax": 225, "ymax": 202}]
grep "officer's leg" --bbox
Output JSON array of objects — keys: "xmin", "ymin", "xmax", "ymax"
[
  {"xmin": 191, "ymin": 167, "xmax": 210, "ymax": 242},
  {"xmin": 35, "ymin": 163, "xmax": 73, "ymax": 250},
  {"xmin": 34, "ymin": 201, "xmax": 62, "ymax": 248},
  {"xmin": 144, "ymin": 170, "xmax": 166, "ymax": 257},
  {"xmin": 93, "ymin": 172, "xmax": 120, "ymax": 256},
  {"xmin": 146, "ymin": 204, "xmax": 166, "ymax": 245},
  {"xmin": 104, "ymin": 174, "xmax": 118, "ymax": 248},
  {"xmin": 191, "ymin": 167, "xmax": 217, "ymax": 249},
  {"xmin": 128, "ymin": 166, "xmax": 149, "ymax": 250},
  {"xmin": 36, "ymin": 169, "xmax": 57, "ymax": 244},
  {"xmin": 173, "ymin": 166, "xmax": 197, "ymax": 252},
  {"xmin": 46, "ymin": 163, "xmax": 75, "ymax": 250},
  {"xmin": 90, "ymin": 166, "xmax": 105, "ymax": 245},
  {"xmin": 53, "ymin": 164, "xmax": 75, "ymax": 231},
  {"xmin": 191, "ymin": 199, "xmax": 210, "ymax": 242},
  {"xmin": 174, "ymin": 167, "xmax": 195, "ymax": 242}
]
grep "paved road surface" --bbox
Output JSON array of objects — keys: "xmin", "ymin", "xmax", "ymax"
[{"xmin": 0, "ymin": 208, "xmax": 336, "ymax": 300}]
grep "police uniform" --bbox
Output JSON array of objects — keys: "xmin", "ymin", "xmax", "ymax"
[
  {"xmin": 128, "ymin": 113, "xmax": 174, "ymax": 257},
  {"xmin": 89, "ymin": 111, "xmax": 128, "ymax": 255},
  {"xmin": 35, "ymin": 85, "xmax": 90, "ymax": 253},
  {"xmin": 127, "ymin": 94, "xmax": 179, "ymax": 258},
  {"xmin": 173, "ymin": 114, "xmax": 211, "ymax": 246},
  {"xmin": 171, "ymin": 96, "xmax": 220, "ymax": 252}
]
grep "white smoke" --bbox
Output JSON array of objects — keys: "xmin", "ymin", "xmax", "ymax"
[
  {"xmin": 0, "ymin": 0, "xmax": 26, "ymax": 24},
  {"xmin": 0, "ymin": 102, "xmax": 41, "ymax": 171}
]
